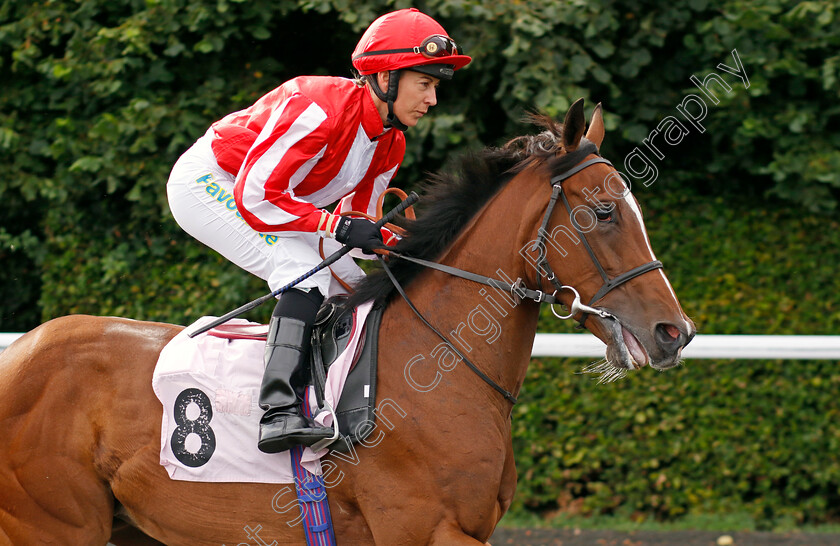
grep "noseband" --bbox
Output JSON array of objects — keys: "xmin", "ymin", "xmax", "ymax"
[{"xmin": 533, "ymin": 155, "xmax": 663, "ymax": 327}]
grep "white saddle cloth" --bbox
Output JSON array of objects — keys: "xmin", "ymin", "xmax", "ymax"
[{"xmin": 151, "ymin": 301, "xmax": 373, "ymax": 484}]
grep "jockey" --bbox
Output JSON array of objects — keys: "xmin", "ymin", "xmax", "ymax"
[{"xmin": 167, "ymin": 8, "xmax": 471, "ymax": 454}]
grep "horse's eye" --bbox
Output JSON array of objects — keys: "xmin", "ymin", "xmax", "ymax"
[{"xmin": 595, "ymin": 207, "xmax": 613, "ymax": 222}]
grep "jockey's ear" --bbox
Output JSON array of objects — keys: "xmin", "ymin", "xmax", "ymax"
[{"xmin": 376, "ymin": 71, "xmax": 390, "ymax": 90}]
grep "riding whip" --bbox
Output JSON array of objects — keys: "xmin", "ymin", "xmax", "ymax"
[{"xmin": 188, "ymin": 191, "xmax": 419, "ymax": 338}]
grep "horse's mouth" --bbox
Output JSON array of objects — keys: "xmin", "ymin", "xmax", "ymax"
[
  {"xmin": 603, "ymin": 317, "xmax": 649, "ymax": 371},
  {"xmin": 580, "ymin": 309, "xmax": 686, "ymax": 382},
  {"xmin": 600, "ymin": 315, "xmax": 685, "ymax": 372},
  {"xmin": 580, "ymin": 314, "xmax": 676, "ymax": 383}
]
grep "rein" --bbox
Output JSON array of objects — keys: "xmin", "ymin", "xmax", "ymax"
[
  {"xmin": 380, "ymin": 259, "xmax": 519, "ymax": 405},
  {"xmin": 380, "ymin": 152, "xmax": 663, "ymax": 405},
  {"xmin": 387, "ymin": 252, "xmax": 559, "ymax": 305}
]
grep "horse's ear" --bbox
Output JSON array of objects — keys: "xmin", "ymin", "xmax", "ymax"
[
  {"xmin": 562, "ymin": 98, "xmax": 586, "ymax": 152},
  {"xmin": 585, "ymin": 103, "xmax": 605, "ymax": 148}
]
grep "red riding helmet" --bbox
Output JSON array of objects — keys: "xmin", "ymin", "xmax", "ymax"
[
  {"xmin": 352, "ymin": 8, "xmax": 471, "ymax": 131},
  {"xmin": 352, "ymin": 8, "xmax": 472, "ymax": 80}
]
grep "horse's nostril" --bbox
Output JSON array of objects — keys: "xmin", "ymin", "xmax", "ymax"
[{"xmin": 655, "ymin": 323, "xmax": 683, "ymax": 347}]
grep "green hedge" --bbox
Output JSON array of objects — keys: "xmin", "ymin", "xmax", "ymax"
[
  {"xmin": 3, "ymin": 0, "xmax": 838, "ymax": 330},
  {"xmin": 514, "ymin": 188, "xmax": 840, "ymax": 527},
  {"xmin": 1, "ymin": 0, "xmax": 839, "ymax": 527}
]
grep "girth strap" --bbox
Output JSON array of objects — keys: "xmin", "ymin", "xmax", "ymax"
[{"xmin": 380, "ymin": 258, "xmax": 518, "ymax": 405}]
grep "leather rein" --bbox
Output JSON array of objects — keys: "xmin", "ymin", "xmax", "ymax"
[{"xmin": 381, "ymin": 153, "xmax": 663, "ymax": 405}]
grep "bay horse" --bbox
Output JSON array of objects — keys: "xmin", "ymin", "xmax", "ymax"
[{"xmin": 0, "ymin": 99, "xmax": 694, "ymax": 545}]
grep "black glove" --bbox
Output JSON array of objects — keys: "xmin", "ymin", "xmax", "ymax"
[{"xmin": 334, "ymin": 217, "xmax": 384, "ymax": 253}]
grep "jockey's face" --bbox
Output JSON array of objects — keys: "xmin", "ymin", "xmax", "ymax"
[
  {"xmin": 393, "ymin": 70, "xmax": 439, "ymax": 127},
  {"xmin": 373, "ymin": 70, "xmax": 439, "ymax": 128}
]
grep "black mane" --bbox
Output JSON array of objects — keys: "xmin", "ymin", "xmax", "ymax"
[{"xmin": 344, "ymin": 114, "xmax": 597, "ymax": 309}]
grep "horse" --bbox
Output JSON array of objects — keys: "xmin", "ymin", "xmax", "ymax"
[{"xmin": 0, "ymin": 99, "xmax": 695, "ymax": 545}]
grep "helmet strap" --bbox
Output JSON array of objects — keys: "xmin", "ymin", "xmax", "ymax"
[{"xmin": 366, "ymin": 71, "xmax": 408, "ymax": 132}]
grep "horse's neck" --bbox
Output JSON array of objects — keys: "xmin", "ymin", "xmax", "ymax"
[{"xmin": 413, "ymin": 176, "xmax": 546, "ymax": 410}]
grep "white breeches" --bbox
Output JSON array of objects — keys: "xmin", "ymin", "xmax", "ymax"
[{"xmin": 166, "ymin": 129, "xmax": 364, "ymax": 297}]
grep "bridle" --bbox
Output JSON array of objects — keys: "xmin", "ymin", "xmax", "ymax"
[
  {"xmin": 534, "ymin": 154, "xmax": 663, "ymax": 327},
  {"xmin": 381, "ymin": 149, "xmax": 663, "ymax": 405}
]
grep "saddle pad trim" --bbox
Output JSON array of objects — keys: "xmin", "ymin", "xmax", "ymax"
[
  {"xmin": 209, "ymin": 332, "xmax": 268, "ymax": 341},
  {"xmin": 207, "ymin": 323, "xmax": 268, "ymax": 339}
]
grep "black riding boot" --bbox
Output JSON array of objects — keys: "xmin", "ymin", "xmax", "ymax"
[{"xmin": 257, "ymin": 288, "xmax": 333, "ymax": 454}]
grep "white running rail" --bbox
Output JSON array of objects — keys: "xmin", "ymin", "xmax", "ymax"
[
  {"xmin": 531, "ymin": 334, "xmax": 840, "ymax": 359},
  {"xmin": 2, "ymin": 333, "xmax": 840, "ymax": 359}
]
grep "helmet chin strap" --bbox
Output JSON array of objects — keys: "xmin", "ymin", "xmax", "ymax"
[{"xmin": 366, "ymin": 70, "xmax": 408, "ymax": 132}]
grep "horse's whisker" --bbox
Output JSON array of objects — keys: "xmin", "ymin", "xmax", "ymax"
[{"xmin": 577, "ymin": 359, "xmax": 628, "ymax": 384}]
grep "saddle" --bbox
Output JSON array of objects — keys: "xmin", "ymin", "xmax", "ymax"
[
  {"xmin": 308, "ymin": 297, "xmax": 383, "ymax": 453},
  {"xmin": 208, "ymin": 298, "xmax": 382, "ymax": 452},
  {"xmin": 181, "ymin": 298, "xmax": 382, "ymax": 455}
]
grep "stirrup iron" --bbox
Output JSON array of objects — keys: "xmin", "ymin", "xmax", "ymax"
[{"xmin": 310, "ymin": 401, "xmax": 340, "ymax": 452}]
